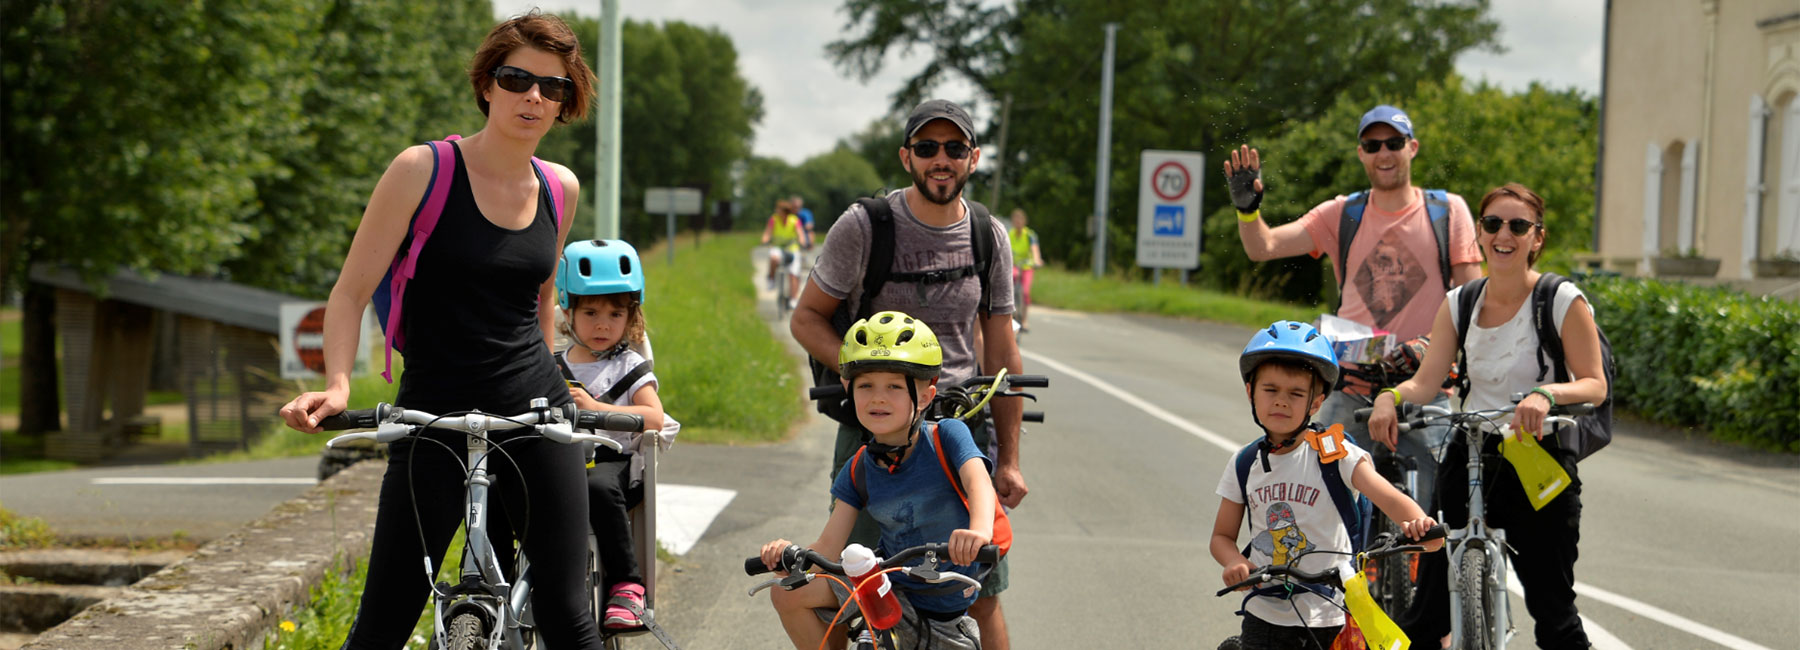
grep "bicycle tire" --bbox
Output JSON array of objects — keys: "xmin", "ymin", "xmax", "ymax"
[
  {"xmin": 1373, "ymin": 510, "xmax": 1418, "ymax": 615},
  {"xmin": 1458, "ymin": 551, "xmax": 1492, "ymax": 650},
  {"xmin": 586, "ymin": 533, "xmax": 605, "ymax": 629},
  {"xmin": 442, "ymin": 611, "xmax": 487, "ymax": 650}
]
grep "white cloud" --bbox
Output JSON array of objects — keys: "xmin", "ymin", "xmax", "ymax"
[{"xmin": 495, "ymin": 0, "xmax": 1602, "ymax": 165}]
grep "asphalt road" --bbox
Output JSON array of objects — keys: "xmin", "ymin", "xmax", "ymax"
[
  {"xmin": 659, "ymin": 257, "xmax": 1800, "ymax": 649},
  {"xmin": 0, "ymin": 457, "xmax": 318, "ymax": 542}
]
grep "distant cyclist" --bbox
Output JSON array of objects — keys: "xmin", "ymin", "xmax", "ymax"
[
  {"xmin": 1007, "ymin": 209, "xmax": 1044, "ymax": 334},
  {"xmin": 761, "ymin": 198, "xmax": 810, "ymax": 309},
  {"xmin": 791, "ymin": 194, "xmax": 816, "ymax": 248},
  {"xmin": 1224, "ymin": 104, "xmax": 1483, "ymax": 507}
]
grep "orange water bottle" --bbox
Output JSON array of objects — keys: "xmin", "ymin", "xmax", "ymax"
[{"xmin": 842, "ymin": 543, "xmax": 903, "ymax": 631}]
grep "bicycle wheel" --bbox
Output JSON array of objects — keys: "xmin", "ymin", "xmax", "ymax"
[
  {"xmin": 1373, "ymin": 511, "xmax": 1419, "ymax": 615},
  {"xmin": 1457, "ymin": 551, "xmax": 1492, "ymax": 650},
  {"xmin": 441, "ymin": 611, "xmax": 487, "ymax": 650},
  {"xmin": 586, "ymin": 532, "xmax": 605, "ymax": 628}
]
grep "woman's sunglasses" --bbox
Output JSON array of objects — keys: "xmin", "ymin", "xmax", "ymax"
[
  {"xmin": 491, "ymin": 65, "xmax": 574, "ymax": 103},
  {"xmin": 908, "ymin": 139, "xmax": 972, "ymax": 160},
  {"xmin": 1359, "ymin": 136, "xmax": 1408, "ymax": 153},
  {"xmin": 1480, "ymin": 215, "xmax": 1541, "ymax": 236}
]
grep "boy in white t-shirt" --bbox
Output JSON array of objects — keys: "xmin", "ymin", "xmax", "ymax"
[{"xmin": 1209, "ymin": 321, "xmax": 1441, "ymax": 648}]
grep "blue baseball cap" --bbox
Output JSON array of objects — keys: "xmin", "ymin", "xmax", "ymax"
[{"xmin": 1358, "ymin": 105, "xmax": 1415, "ymax": 139}]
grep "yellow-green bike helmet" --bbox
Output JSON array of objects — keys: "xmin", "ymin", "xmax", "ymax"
[{"xmin": 838, "ymin": 311, "xmax": 942, "ymax": 380}]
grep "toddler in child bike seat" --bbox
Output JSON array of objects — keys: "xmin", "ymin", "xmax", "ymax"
[
  {"xmin": 1209, "ymin": 321, "xmax": 1440, "ymax": 649},
  {"xmin": 555, "ymin": 239, "xmax": 680, "ymax": 631},
  {"xmin": 759, "ymin": 311, "xmax": 998, "ymax": 650}
]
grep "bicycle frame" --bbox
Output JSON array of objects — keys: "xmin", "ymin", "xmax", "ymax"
[{"xmin": 1442, "ymin": 416, "xmax": 1512, "ymax": 650}]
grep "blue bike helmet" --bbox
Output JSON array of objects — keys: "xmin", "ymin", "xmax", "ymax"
[
  {"xmin": 1239, "ymin": 320, "xmax": 1339, "ymax": 387},
  {"xmin": 556, "ymin": 239, "xmax": 645, "ymax": 309}
]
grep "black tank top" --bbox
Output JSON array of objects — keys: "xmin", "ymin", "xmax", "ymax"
[{"xmin": 395, "ymin": 142, "xmax": 569, "ymax": 414}]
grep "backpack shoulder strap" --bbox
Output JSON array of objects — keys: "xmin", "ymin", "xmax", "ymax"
[
  {"xmin": 1315, "ymin": 450, "xmax": 1360, "ymax": 542},
  {"xmin": 929, "ymin": 423, "xmax": 967, "ymax": 499},
  {"xmin": 1531, "ymin": 273, "xmax": 1571, "ymax": 383},
  {"xmin": 1335, "ymin": 192, "xmax": 1369, "ymax": 310},
  {"xmin": 855, "ymin": 197, "xmax": 896, "ymax": 320},
  {"xmin": 529, "ymin": 157, "xmax": 565, "ymax": 231},
  {"xmin": 1453, "ymin": 278, "xmax": 1488, "ymax": 401},
  {"xmin": 380, "ymin": 136, "xmax": 460, "ymax": 383},
  {"xmin": 1424, "ymin": 189, "xmax": 1452, "ymax": 291},
  {"xmin": 599, "ymin": 359, "xmax": 655, "ymax": 403},
  {"xmin": 967, "ymin": 200, "xmax": 996, "ymax": 316},
  {"xmin": 554, "ymin": 350, "xmax": 580, "ymax": 382},
  {"xmin": 1233, "ymin": 439, "xmax": 1263, "ymax": 505},
  {"xmin": 850, "ymin": 445, "xmax": 870, "ymax": 507}
]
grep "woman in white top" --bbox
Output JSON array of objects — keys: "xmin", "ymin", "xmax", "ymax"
[{"xmin": 1365, "ymin": 183, "xmax": 1607, "ymax": 649}]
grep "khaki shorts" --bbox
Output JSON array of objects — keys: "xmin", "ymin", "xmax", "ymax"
[{"xmin": 812, "ymin": 577, "xmax": 982, "ymax": 650}]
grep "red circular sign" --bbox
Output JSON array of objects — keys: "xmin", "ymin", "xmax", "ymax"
[
  {"xmin": 1152, "ymin": 161, "xmax": 1190, "ymax": 202},
  {"xmin": 295, "ymin": 306, "xmax": 328, "ymax": 373}
]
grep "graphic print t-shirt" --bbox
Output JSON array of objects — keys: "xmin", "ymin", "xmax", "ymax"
[
  {"xmin": 810, "ymin": 190, "xmax": 1015, "ymax": 384},
  {"xmin": 1215, "ymin": 440, "xmax": 1371, "ymax": 628},
  {"xmin": 1296, "ymin": 188, "xmax": 1480, "ymax": 341}
]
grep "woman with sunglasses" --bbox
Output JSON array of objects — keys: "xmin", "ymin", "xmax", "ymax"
[
  {"xmin": 1366, "ymin": 183, "xmax": 1605, "ymax": 649},
  {"xmin": 277, "ymin": 12, "xmax": 605, "ymax": 649}
]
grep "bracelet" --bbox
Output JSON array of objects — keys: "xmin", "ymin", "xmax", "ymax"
[
  {"xmin": 1530, "ymin": 386, "xmax": 1557, "ymax": 408},
  {"xmin": 1379, "ymin": 387, "xmax": 1403, "ymax": 407},
  {"xmin": 1237, "ymin": 209, "xmax": 1261, "ymax": 223}
]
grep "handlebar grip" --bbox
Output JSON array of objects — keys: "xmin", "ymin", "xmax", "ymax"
[
  {"xmin": 1022, "ymin": 411, "xmax": 1044, "ymax": 423},
  {"xmin": 809, "ymin": 385, "xmax": 846, "ymax": 401},
  {"xmin": 973, "ymin": 545, "xmax": 1001, "ymax": 565},
  {"xmin": 1352, "ymin": 407, "xmax": 1373, "ymax": 423},
  {"xmin": 1412, "ymin": 523, "xmax": 1447, "ymax": 543},
  {"xmin": 1004, "ymin": 375, "xmax": 1049, "ymax": 388},
  {"xmin": 1553, "ymin": 403, "xmax": 1596, "ymax": 417},
  {"xmin": 577, "ymin": 411, "xmax": 646, "ymax": 433},
  {"xmin": 745, "ymin": 556, "xmax": 774, "ymax": 576},
  {"xmin": 318, "ymin": 407, "xmax": 383, "ymax": 431}
]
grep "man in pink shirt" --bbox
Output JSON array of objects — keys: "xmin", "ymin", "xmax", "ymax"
[{"xmin": 1222, "ymin": 105, "xmax": 1483, "ymax": 510}]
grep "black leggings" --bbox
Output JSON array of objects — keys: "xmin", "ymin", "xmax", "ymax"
[
  {"xmin": 340, "ymin": 429, "xmax": 603, "ymax": 650},
  {"xmin": 586, "ymin": 447, "xmax": 643, "ymax": 587}
]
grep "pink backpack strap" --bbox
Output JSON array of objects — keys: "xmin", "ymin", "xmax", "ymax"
[
  {"xmin": 531, "ymin": 156, "xmax": 566, "ymax": 229},
  {"xmin": 381, "ymin": 135, "xmax": 460, "ymax": 382}
]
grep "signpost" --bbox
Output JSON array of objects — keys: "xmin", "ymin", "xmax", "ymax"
[
  {"xmin": 645, "ymin": 187, "xmax": 703, "ymax": 262},
  {"xmin": 1136, "ymin": 149, "xmax": 1204, "ymax": 284}
]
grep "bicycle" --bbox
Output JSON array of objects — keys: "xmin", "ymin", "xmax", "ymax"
[
  {"xmin": 808, "ymin": 371, "xmax": 1049, "ymax": 431},
  {"xmin": 320, "ymin": 399, "xmax": 647, "ymax": 650},
  {"xmin": 1215, "ymin": 526, "xmax": 1445, "ymax": 650},
  {"xmin": 768, "ymin": 245, "xmax": 801, "ymax": 320},
  {"xmin": 745, "ymin": 542, "xmax": 1001, "ymax": 650},
  {"xmin": 1353, "ymin": 400, "xmax": 1591, "ymax": 650}
]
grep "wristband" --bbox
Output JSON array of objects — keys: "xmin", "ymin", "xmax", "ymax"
[
  {"xmin": 1237, "ymin": 209, "xmax": 1261, "ymax": 223},
  {"xmin": 1379, "ymin": 387, "xmax": 1403, "ymax": 407},
  {"xmin": 1530, "ymin": 386, "xmax": 1557, "ymax": 408}
]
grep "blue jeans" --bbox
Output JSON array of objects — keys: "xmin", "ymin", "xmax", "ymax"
[{"xmin": 1315, "ymin": 389, "xmax": 1452, "ymax": 517}]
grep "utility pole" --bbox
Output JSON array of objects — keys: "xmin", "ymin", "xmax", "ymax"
[
  {"xmin": 1091, "ymin": 23, "xmax": 1118, "ymax": 278},
  {"xmin": 595, "ymin": 0, "xmax": 622, "ymax": 240}
]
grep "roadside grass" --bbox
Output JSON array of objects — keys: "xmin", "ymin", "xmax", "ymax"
[
  {"xmin": 1031, "ymin": 266, "xmax": 1321, "ymax": 329},
  {"xmin": 263, "ymin": 529, "xmax": 464, "ymax": 650},
  {"xmin": 643, "ymin": 232, "xmax": 805, "ymax": 444},
  {"xmin": 0, "ymin": 503, "xmax": 56, "ymax": 549}
]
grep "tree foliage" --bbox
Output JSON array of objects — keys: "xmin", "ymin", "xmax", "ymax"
[{"xmin": 737, "ymin": 149, "xmax": 883, "ymax": 234}]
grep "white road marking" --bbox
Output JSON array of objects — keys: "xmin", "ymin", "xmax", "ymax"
[
  {"xmin": 655, "ymin": 484, "xmax": 736, "ymax": 556},
  {"xmin": 1025, "ymin": 347, "xmax": 1773, "ymax": 650},
  {"xmin": 91, "ymin": 477, "xmax": 317, "ymax": 486}
]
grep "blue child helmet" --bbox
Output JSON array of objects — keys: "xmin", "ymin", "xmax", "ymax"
[
  {"xmin": 556, "ymin": 239, "xmax": 645, "ymax": 309},
  {"xmin": 1239, "ymin": 320, "xmax": 1339, "ymax": 387}
]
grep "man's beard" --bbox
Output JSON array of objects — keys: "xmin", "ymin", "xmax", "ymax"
[
  {"xmin": 1367, "ymin": 161, "xmax": 1411, "ymax": 192},
  {"xmin": 910, "ymin": 165, "xmax": 968, "ymax": 205}
]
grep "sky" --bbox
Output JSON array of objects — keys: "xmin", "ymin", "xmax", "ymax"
[{"xmin": 493, "ymin": 0, "xmax": 1605, "ymax": 166}]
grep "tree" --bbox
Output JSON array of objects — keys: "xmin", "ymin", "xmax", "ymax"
[{"xmin": 836, "ymin": 117, "xmax": 912, "ymax": 195}]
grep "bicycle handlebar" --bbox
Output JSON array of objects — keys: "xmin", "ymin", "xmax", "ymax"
[
  {"xmin": 318, "ymin": 402, "xmax": 636, "ymax": 452},
  {"xmin": 1214, "ymin": 524, "xmax": 1445, "ymax": 596},
  {"xmin": 744, "ymin": 542, "xmax": 1002, "ymax": 577},
  {"xmin": 1351, "ymin": 402, "xmax": 1593, "ymax": 433},
  {"xmin": 808, "ymin": 374, "xmax": 1049, "ymax": 402}
]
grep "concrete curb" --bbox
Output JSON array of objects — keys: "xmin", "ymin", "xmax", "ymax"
[{"xmin": 22, "ymin": 460, "xmax": 385, "ymax": 650}]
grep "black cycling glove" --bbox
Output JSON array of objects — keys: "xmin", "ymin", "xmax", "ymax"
[{"xmin": 1227, "ymin": 166, "xmax": 1263, "ymax": 213}]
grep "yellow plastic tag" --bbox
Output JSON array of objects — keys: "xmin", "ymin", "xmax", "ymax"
[
  {"xmin": 1305, "ymin": 423, "xmax": 1350, "ymax": 463},
  {"xmin": 1343, "ymin": 571, "xmax": 1409, "ymax": 650},
  {"xmin": 1500, "ymin": 428, "xmax": 1571, "ymax": 510}
]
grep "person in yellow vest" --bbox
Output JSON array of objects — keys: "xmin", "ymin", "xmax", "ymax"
[
  {"xmin": 1008, "ymin": 209, "xmax": 1045, "ymax": 333},
  {"xmin": 761, "ymin": 199, "xmax": 811, "ymax": 308}
]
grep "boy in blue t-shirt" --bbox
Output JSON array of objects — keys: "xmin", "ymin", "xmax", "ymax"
[
  {"xmin": 1211, "ymin": 321, "xmax": 1441, "ymax": 648},
  {"xmin": 759, "ymin": 311, "xmax": 995, "ymax": 650}
]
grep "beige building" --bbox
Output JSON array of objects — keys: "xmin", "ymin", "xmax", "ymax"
[{"xmin": 1595, "ymin": 0, "xmax": 1800, "ymax": 290}]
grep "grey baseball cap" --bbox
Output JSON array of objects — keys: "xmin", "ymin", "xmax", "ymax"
[{"xmin": 904, "ymin": 99, "xmax": 977, "ymax": 144}]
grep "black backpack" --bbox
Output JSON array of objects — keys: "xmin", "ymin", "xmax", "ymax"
[
  {"xmin": 809, "ymin": 195, "xmax": 1000, "ymax": 425},
  {"xmin": 1452, "ymin": 273, "xmax": 1617, "ymax": 461}
]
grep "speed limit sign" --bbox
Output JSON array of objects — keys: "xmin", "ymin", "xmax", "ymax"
[{"xmin": 1137, "ymin": 150, "xmax": 1203, "ymax": 268}]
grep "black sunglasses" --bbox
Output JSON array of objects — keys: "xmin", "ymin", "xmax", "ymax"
[
  {"xmin": 491, "ymin": 65, "xmax": 574, "ymax": 103},
  {"xmin": 1480, "ymin": 215, "xmax": 1541, "ymax": 236},
  {"xmin": 908, "ymin": 139, "xmax": 972, "ymax": 160},
  {"xmin": 1359, "ymin": 136, "xmax": 1408, "ymax": 153}
]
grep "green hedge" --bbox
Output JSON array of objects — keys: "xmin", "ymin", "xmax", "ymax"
[{"xmin": 1582, "ymin": 276, "xmax": 1800, "ymax": 452}]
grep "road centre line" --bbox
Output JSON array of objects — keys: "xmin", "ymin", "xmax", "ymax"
[{"xmin": 1022, "ymin": 347, "xmax": 1764, "ymax": 650}]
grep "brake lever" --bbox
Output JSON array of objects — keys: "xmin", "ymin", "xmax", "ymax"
[
  {"xmin": 904, "ymin": 567, "xmax": 982, "ymax": 590},
  {"xmin": 747, "ymin": 577, "xmax": 783, "ymax": 597}
]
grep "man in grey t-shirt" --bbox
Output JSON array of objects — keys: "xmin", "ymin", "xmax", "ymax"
[{"xmin": 790, "ymin": 99, "xmax": 1026, "ymax": 649}]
